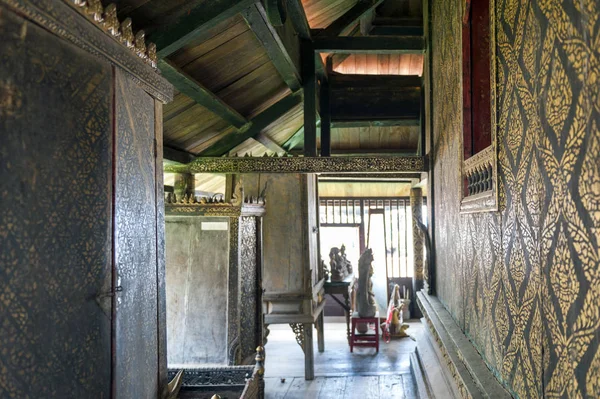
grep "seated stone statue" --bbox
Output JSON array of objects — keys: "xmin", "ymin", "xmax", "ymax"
[
  {"xmin": 357, "ymin": 249, "xmax": 377, "ymax": 318},
  {"xmin": 340, "ymin": 244, "xmax": 353, "ymax": 275},
  {"xmin": 329, "ymin": 247, "xmax": 345, "ymax": 281}
]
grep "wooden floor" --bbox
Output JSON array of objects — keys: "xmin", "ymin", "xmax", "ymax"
[
  {"xmin": 264, "ymin": 321, "xmax": 421, "ymax": 398},
  {"xmin": 265, "ymin": 375, "xmax": 417, "ymax": 398}
]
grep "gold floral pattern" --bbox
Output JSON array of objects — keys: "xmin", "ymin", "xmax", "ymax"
[{"xmin": 432, "ymin": 0, "xmax": 600, "ymax": 397}]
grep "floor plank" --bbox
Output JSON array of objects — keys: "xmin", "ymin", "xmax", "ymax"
[
  {"xmin": 379, "ymin": 374, "xmax": 405, "ymax": 398},
  {"xmin": 284, "ymin": 377, "xmax": 325, "ymax": 399},
  {"xmin": 318, "ymin": 377, "xmax": 347, "ymax": 398},
  {"xmin": 345, "ymin": 376, "xmax": 379, "ymax": 398},
  {"xmin": 402, "ymin": 373, "xmax": 419, "ymax": 399},
  {"xmin": 264, "ymin": 377, "xmax": 293, "ymax": 399}
]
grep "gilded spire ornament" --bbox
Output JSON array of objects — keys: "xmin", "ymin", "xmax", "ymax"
[
  {"xmin": 120, "ymin": 18, "xmax": 134, "ymax": 48},
  {"xmin": 134, "ymin": 30, "xmax": 147, "ymax": 59},
  {"xmin": 103, "ymin": 4, "xmax": 120, "ymax": 36}
]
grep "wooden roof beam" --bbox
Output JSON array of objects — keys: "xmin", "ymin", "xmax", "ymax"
[
  {"xmin": 158, "ymin": 59, "xmax": 249, "ymax": 129},
  {"xmin": 242, "ymin": 3, "xmax": 301, "ymax": 92},
  {"xmin": 319, "ymin": 0, "xmax": 385, "ymax": 37},
  {"xmin": 198, "ymin": 91, "xmax": 304, "ymax": 157},
  {"xmin": 313, "ymin": 36, "xmax": 425, "ymax": 53},
  {"xmin": 163, "ymin": 146, "xmax": 196, "ymax": 164},
  {"xmin": 331, "ymin": 119, "xmax": 420, "ymax": 128},
  {"xmin": 255, "ymin": 133, "xmax": 287, "ymax": 155},
  {"xmin": 286, "ymin": 0, "xmax": 328, "ymax": 80},
  {"xmin": 150, "ymin": 0, "xmax": 257, "ymax": 58}
]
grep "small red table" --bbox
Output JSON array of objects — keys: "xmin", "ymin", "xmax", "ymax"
[{"xmin": 350, "ymin": 311, "xmax": 379, "ymax": 353}]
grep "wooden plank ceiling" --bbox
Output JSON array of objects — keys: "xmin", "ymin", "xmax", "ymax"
[{"xmin": 104, "ymin": 0, "xmax": 424, "ymax": 162}]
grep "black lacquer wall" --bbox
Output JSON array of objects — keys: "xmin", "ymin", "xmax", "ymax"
[
  {"xmin": 432, "ymin": 0, "xmax": 600, "ymax": 398},
  {"xmin": 114, "ymin": 69, "xmax": 159, "ymax": 398},
  {"xmin": 0, "ymin": 8, "xmax": 112, "ymax": 397}
]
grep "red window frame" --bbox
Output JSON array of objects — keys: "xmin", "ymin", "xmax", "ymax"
[{"xmin": 462, "ymin": 0, "xmax": 492, "ymax": 160}]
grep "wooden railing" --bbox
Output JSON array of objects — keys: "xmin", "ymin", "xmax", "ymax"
[{"xmin": 463, "ymin": 145, "xmax": 494, "ymax": 197}]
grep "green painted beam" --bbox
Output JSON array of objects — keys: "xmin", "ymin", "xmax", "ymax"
[
  {"xmin": 285, "ymin": 0, "xmax": 312, "ymax": 39},
  {"xmin": 319, "ymin": 0, "xmax": 384, "ymax": 37},
  {"xmin": 242, "ymin": 4, "xmax": 301, "ymax": 91},
  {"xmin": 198, "ymin": 91, "xmax": 304, "ymax": 157},
  {"xmin": 302, "ymin": 39, "xmax": 317, "ymax": 157},
  {"xmin": 331, "ymin": 119, "xmax": 420, "ymax": 128},
  {"xmin": 150, "ymin": 0, "xmax": 256, "ymax": 58},
  {"xmin": 163, "ymin": 146, "xmax": 196, "ymax": 164},
  {"xmin": 313, "ymin": 36, "xmax": 425, "ymax": 53},
  {"xmin": 284, "ymin": 126, "xmax": 304, "ymax": 150},
  {"xmin": 369, "ymin": 25, "xmax": 424, "ymax": 36},
  {"xmin": 255, "ymin": 132, "xmax": 287, "ymax": 155},
  {"xmin": 286, "ymin": 0, "xmax": 327, "ymax": 79},
  {"xmin": 158, "ymin": 59, "xmax": 249, "ymax": 129}
]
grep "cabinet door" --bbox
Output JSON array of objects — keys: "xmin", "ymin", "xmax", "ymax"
[
  {"xmin": 0, "ymin": 7, "xmax": 112, "ymax": 398},
  {"xmin": 113, "ymin": 69, "xmax": 159, "ymax": 398}
]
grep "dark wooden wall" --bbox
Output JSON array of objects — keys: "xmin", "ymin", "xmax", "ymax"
[
  {"xmin": 0, "ymin": 4, "xmax": 169, "ymax": 398},
  {"xmin": 0, "ymin": 8, "xmax": 113, "ymax": 397},
  {"xmin": 431, "ymin": 0, "xmax": 600, "ymax": 398},
  {"xmin": 113, "ymin": 69, "xmax": 160, "ymax": 398}
]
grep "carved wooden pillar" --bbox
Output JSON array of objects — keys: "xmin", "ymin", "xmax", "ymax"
[
  {"xmin": 174, "ymin": 173, "xmax": 195, "ymax": 200},
  {"xmin": 411, "ymin": 188, "xmax": 425, "ymax": 298}
]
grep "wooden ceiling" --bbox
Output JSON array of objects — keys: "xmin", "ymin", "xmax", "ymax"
[{"xmin": 103, "ymin": 0, "xmax": 424, "ymax": 162}]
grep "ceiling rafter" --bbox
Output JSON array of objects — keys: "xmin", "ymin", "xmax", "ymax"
[
  {"xmin": 198, "ymin": 90, "xmax": 304, "ymax": 157},
  {"xmin": 318, "ymin": 0, "xmax": 385, "ymax": 37},
  {"xmin": 313, "ymin": 36, "xmax": 425, "ymax": 53},
  {"xmin": 242, "ymin": 3, "xmax": 302, "ymax": 92},
  {"xmin": 254, "ymin": 132, "xmax": 288, "ymax": 155},
  {"xmin": 149, "ymin": 0, "xmax": 257, "ymax": 58},
  {"xmin": 158, "ymin": 59, "xmax": 250, "ymax": 129}
]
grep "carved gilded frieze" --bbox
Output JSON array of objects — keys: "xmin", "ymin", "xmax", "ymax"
[{"xmin": 165, "ymin": 155, "xmax": 427, "ymax": 174}]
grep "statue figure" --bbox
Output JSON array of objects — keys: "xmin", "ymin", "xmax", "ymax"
[
  {"xmin": 386, "ymin": 284, "xmax": 409, "ymax": 338},
  {"xmin": 340, "ymin": 244, "xmax": 353, "ymax": 275},
  {"xmin": 329, "ymin": 247, "xmax": 345, "ymax": 281},
  {"xmin": 357, "ymin": 249, "xmax": 377, "ymax": 318},
  {"xmin": 320, "ymin": 258, "xmax": 330, "ymax": 281}
]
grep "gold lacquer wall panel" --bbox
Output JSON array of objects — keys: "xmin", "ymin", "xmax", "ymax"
[{"xmin": 432, "ymin": 0, "xmax": 599, "ymax": 397}]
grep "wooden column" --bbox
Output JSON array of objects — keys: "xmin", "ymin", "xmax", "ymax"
[
  {"xmin": 411, "ymin": 188, "xmax": 424, "ymax": 298},
  {"xmin": 320, "ymin": 78, "xmax": 331, "ymax": 157},
  {"xmin": 302, "ymin": 39, "xmax": 317, "ymax": 157},
  {"xmin": 174, "ymin": 173, "xmax": 195, "ymax": 199}
]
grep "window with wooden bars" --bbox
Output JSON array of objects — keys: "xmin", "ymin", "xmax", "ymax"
[{"xmin": 319, "ymin": 198, "xmax": 426, "ymax": 278}]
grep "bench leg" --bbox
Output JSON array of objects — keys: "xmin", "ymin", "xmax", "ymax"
[
  {"xmin": 350, "ymin": 320, "xmax": 355, "ymax": 353},
  {"xmin": 317, "ymin": 313, "xmax": 325, "ymax": 353},
  {"xmin": 303, "ymin": 323, "xmax": 314, "ymax": 380}
]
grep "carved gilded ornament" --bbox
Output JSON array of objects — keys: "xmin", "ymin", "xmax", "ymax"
[
  {"xmin": 66, "ymin": 0, "xmax": 158, "ymax": 70},
  {"xmin": 164, "ymin": 181, "xmax": 266, "ymax": 217},
  {"xmin": 166, "ymin": 155, "xmax": 427, "ymax": 174}
]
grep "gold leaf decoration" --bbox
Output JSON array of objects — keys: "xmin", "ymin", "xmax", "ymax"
[{"xmin": 550, "ymin": 226, "xmax": 580, "ymax": 317}]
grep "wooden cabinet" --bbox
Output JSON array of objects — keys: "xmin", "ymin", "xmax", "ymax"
[
  {"xmin": 0, "ymin": 2, "xmax": 172, "ymax": 397},
  {"xmin": 238, "ymin": 173, "xmax": 325, "ymax": 379},
  {"xmin": 164, "ymin": 193, "xmax": 266, "ymax": 367}
]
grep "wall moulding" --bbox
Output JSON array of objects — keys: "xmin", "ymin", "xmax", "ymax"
[{"xmin": 165, "ymin": 156, "xmax": 427, "ymax": 174}]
